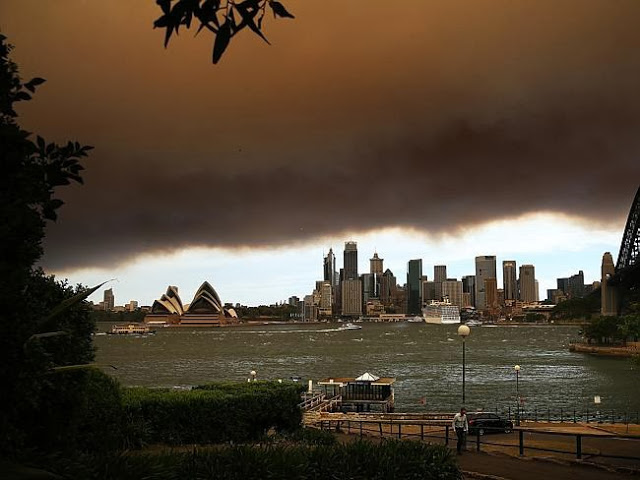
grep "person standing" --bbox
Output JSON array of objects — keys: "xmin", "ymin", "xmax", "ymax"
[{"xmin": 452, "ymin": 407, "xmax": 468, "ymax": 454}]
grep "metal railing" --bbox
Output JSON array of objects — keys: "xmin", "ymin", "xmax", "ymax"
[{"xmin": 305, "ymin": 415, "xmax": 640, "ymax": 464}]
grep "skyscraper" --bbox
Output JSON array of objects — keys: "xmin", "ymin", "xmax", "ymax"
[
  {"xmin": 484, "ymin": 278, "xmax": 498, "ymax": 309},
  {"xmin": 370, "ymin": 252, "xmax": 383, "ymax": 298},
  {"xmin": 341, "ymin": 278, "xmax": 363, "ymax": 316},
  {"xmin": 380, "ymin": 269, "xmax": 396, "ymax": 305},
  {"xmin": 462, "ymin": 275, "xmax": 476, "ymax": 307},
  {"xmin": 370, "ymin": 252, "xmax": 383, "ymax": 275},
  {"xmin": 434, "ymin": 265, "xmax": 447, "ymax": 301},
  {"xmin": 503, "ymin": 260, "xmax": 517, "ymax": 301},
  {"xmin": 344, "ymin": 242, "xmax": 358, "ymax": 280},
  {"xmin": 434, "ymin": 265, "xmax": 447, "ymax": 283},
  {"xmin": 519, "ymin": 264, "xmax": 536, "ymax": 303},
  {"xmin": 103, "ymin": 288, "xmax": 115, "ymax": 311},
  {"xmin": 323, "ymin": 248, "xmax": 336, "ymax": 287},
  {"xmin": 407, "ymin": 259, "xmax": 423, "ymax": 315},
  {"xmin": 475, "ymin": 256, "xmax": 496, "ymax": 309},
  {"xmin": 442, "ymin": 279, "xmax": 464, "ymax": 307}
]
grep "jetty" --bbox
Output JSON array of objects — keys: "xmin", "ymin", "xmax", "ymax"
[{"xmin": 309, "ymin": 372, "xmax": 396, "ymax": 413}]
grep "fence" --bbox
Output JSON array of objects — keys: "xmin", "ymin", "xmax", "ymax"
[
  {"xmin": 305, "ymin": 414, "xmax": 640, "ymax": 464},
  {"xmin": 501, "ymin": 405, "xmax": 640, "ymax": 425}
]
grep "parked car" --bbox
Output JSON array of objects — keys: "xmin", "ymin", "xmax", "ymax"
[{"xmin": 467, "ymin": 412, "xmax": 513, "ymax": 435}]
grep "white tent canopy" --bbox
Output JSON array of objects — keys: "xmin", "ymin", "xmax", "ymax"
[{"xmin": 355, "ymin": 372, "xmax": 380, "ymax": 382}]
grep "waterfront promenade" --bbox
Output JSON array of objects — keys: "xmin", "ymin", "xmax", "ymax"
[{"xmin": 307, "ymin": 412, "xmax": 640, "ymax": 479}]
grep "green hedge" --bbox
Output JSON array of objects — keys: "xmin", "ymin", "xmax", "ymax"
[
  {"xmin": 37, "ymin": 440, "xmax": 462, "ymax": 480},
  {"xmin": 122, "ymin": 381, "xmax": 304, "ymax": 447}
]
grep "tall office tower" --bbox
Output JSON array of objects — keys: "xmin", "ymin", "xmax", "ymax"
[
  {"xmin": 535, "ymin": 281, "xmax": 540, "ymax": 302},
  {"xmin": 433, "ymin": 265, "xmax": 446, "ymax": 301},
  {"xmin": 422, "ymin": 280, "xmax": 436, "ymax": 304},
  {"xmin": 556, "ymin": 277, "xmax": 570, "ymax": 295},
  {"xmin": 568, "ymin": 270, "xmax": 585, "ymax": 298},
  {"xmin": 434, "ymin": 265, "xmax": 447, "ymax": 282},
  {"xmin": 462, "ymin": 292, "xmax": 472, "ymax": 308},
  {"xmin": 503, "ymin": 261, "xmax": 517, "ymax": 301},
  {"xmin": 462, "ymin": 275, "xmax": 476, "ymax": 307},
  {"xmin": 601, "ymin": 252, "xmax": 619, "ymax": 316},
  {"xmin": 442, "ymin": 279, "xmax": 464, "ymax": 307},
  {"xmin": 361, "ymin": 273, "xmax": 373, "ymax": 307},
  {"xmin": 407, "ymin": 259, "xmax": 423, "ymax": 314},
  {"xmin": 318, "ymin": 282, "xmax": 333, "ymax": 316},
  {"xmin": 370, "ymin": 253, "xmax": 383, "ymax": 275},
  {"xmin": 484, "ymin": 278, "xmax": 498, "ymax": 308},
  {"xmin": 343, "ymin": 242, "xmax": 358, "ymax": 280},
  {"xmin": 342, "ymin": 278, "xmax": 363, "ymax": 316},
  {"xmin": 103, "ymin": 288, "xmax": 115, "ymax": 311},
  {"xmin": 323, "ymin": 248, "xmax": 336, "ymax": 286},
  {"xmin": 303, "ymin": 294, "xmax": 318, "ymax": 321},
  {"xmin": 518, "ymin": 264, "xmax": 536, "ymax": 303},
  {"xmin": 380, "ymin": 269, "xmax": 396, "ymax": 305},
  {"xmin": 475, "ymin": 256, "xmax": 496, "ymax": 309},
  {"xmin": 370, "ymin": 252, "xmax": 383, "ymax": 298}
]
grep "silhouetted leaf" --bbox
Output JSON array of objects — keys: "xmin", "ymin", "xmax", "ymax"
[
  {"xmin": 212, "ymin": 20, "xmax": 231, "ymax": 64},
  {"xmin": 14, "ymin": 91, "xmax": 31, "ymax": 101},
  {"xmin": 24, "ymin": 77, "xmax": 46, "ymax": 93},
  {"xmin": 270, "ymin": 1, "xmax": 295, "ymax": 19},
  {"xmin": 157, "ymin": 0, "xmax": 171, "ymax": 14},
  {"xmin": 235, "ymin": 1, "xmax": 270, "ymax": 44}
]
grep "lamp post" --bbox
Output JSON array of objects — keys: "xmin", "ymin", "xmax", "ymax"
[
  {"xmin": 514, "ymin": 365, "xmax": 521, "ymax": 426},
  {"xmin": 457, "ymin": 325, "xmax": 471, "ymax": 403},
  {"xmin": 250, "ymin": 370, "xmax": 257, "ymax": 382}
]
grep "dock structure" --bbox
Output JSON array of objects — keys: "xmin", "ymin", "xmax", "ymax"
[{"xmin": 317, "ymin": 372, "xmax": 395, "ymax": 413}]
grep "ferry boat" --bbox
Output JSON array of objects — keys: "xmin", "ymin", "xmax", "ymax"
[
  {"xmin": 422, "ymin": 299, "xmax": 461, "ymax": 325},
  {"xmin": 110, "ymin": 323, "xmax": 155, "ymax": 335}
]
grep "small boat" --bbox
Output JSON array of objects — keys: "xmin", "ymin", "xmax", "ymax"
[
  {"xmin": 407, "ymin": 316, "xmax": 424, "ymax": 323},
  {"xmin": 338, "ymin": 322, "xmax": 362, "ymax": 331},
  {"xmin": 465, "ymin": 319, "xmax": 483, "ymax": 327}
]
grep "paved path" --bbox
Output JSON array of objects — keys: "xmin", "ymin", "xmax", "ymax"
[{"xmin": 457, "ymin": 450, "xmax": 631, "ymax": 480}]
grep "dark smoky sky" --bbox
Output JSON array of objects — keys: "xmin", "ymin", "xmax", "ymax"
[{"xmin": 2, "ymin": 0, "xmax": 639, "ymax": 270}]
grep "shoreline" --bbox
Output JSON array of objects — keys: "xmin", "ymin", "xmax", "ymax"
[{"xmin": 569, "ymin": 342, "xmax": 639, "ymax": 358}]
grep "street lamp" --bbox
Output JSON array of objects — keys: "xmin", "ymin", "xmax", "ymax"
[
  {"xmin": 250, "ymin": 370, "xmax": 257, "ymax": 382},
  {"xmin": 514, "ymin": 365, "xmax": 521, "ymax": 426},
  {"xmin": 457, "ymin": 325, "xmax": 471, "ymax": 403}
]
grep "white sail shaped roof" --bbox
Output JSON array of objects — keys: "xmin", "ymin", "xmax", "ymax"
[{"xmin": 355, "ymin": 372, "xmax": 380, "ymax": 382}]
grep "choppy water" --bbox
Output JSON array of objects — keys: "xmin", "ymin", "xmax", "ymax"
[{"xmin": 94, "ymin": 322, "xmax": 640, "ymax": 413}]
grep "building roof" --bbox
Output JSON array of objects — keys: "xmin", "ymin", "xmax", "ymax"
[{"xmin": 318, "ymin": 375, "xmax": 395, "ymax": 386}]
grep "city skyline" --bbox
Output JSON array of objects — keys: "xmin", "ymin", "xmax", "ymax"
[{"xmin": 77, "ymin": 214, "xmax": 621, "ymax": 307}]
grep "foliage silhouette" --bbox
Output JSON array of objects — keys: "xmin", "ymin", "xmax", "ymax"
[
  {"xmin": 154, "ymin": 0, "xmax": 295, "ymax": 64},
  {"xmin": 0, "ymin": 33, "xmax": 94, "ymax": 454}
]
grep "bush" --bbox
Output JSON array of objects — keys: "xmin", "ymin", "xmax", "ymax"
[
  {"xmin": 122, "ymin": 381, "xmax": 304, "ymax": 446},
  {"xmin": 39, "ymin": 440, "xmax": 462, "ymax": 480},
  {"xmin": 24, "ymin": 368, "xmax": 124, "ymax": 453}
]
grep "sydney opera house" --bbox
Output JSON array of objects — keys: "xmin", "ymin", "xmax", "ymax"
[{"xmin": 145, "ymin": 282, "xmax": 238, "ymax": 326}]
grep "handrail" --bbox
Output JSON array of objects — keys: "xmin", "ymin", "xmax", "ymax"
[{"xmin": 304, "ymin": 416, "xmax": 640, "ymax": 463}]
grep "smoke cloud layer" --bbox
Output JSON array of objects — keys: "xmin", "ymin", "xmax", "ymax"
[{"xmin": 2, "ymin": 0, "xmax": 639, "ymax": 270}]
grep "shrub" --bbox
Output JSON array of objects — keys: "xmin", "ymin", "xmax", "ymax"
[
  {"xmin": 122, "ymin": 381, "xmax": 304, "ymax": 446},
  {"xmin": 40, "ymin": 440, "xmax": 462, "ymax": 480}
]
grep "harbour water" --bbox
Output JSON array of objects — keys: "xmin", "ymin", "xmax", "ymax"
[{"xmin": 95, "ymin": 322, "xmax": 640, "ymax": 414}]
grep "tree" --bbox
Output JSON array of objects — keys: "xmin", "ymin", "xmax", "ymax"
[
  {"xmin": 0, "ymin": 34, "xmax": 93, "ymax": 453},
  {"xmin": 154, "ymin": 0, "xmax": 295, "ymax": 64}
]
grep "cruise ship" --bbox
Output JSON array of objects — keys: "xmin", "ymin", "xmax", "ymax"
[{"xmin": 422, "ymin": 299, "xmax": 461, "ymax": 325}]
